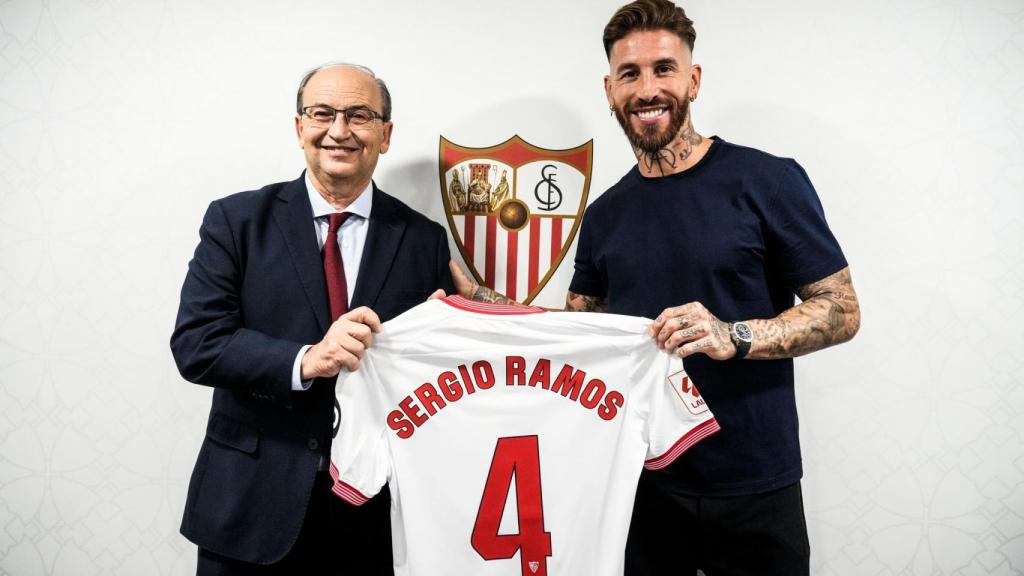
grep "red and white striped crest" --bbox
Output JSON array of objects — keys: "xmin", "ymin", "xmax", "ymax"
[{"xmin": 439, "ymin": 136, "xmax": 592, "ymax": 304}]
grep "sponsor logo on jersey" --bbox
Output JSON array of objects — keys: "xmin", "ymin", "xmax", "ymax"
[
  {"xmin": 439, "ymin": 135, "xmax": 592, "ymax": 304},
  {"xmin": 668, "ymin": 370, "xmax": 709, "ymax": 415},
  {"xmin": 529, "ymin": 560, "xmax": 541, "ymax": 573}
]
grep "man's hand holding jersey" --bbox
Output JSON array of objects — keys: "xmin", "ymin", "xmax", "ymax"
[
  {"xmin": 650, "ymin": 268, "xmax": 861, "ymax": 362},
  {"xmin": 301, "ymin": 307, "xmax": 382, "ymax": 378},
  {"xmin": 651, "ymin": 302, "xmax": 736, "ymax": 360},
  {"xmin": 449, "ymin": 258, "xmax": 739, "ymax": 361}
]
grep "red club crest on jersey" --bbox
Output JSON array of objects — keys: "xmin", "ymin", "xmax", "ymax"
[
  {"xmin": 668, "ymin": 369, "xmax": 709, "ymax": 416},
  {"xmin": 439, "ymin": 136, "xmax": 592, "ymax": 304}
]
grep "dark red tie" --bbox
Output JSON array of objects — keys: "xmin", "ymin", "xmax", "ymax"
[{"xmin": 323, "ymin": 212, "xmax": 352, "ymax": 321}]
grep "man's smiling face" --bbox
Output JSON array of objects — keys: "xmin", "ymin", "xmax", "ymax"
[
  {"xmin": 295, "ymin": 66, "xmax": 393, "ymax": 192},
  {"xmin": 605, "ymin": 29, "xmax": 696, "ymax": 154}
]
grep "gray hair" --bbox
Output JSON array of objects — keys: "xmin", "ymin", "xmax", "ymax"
[{"xmin": 295, "ymin": 62, "xmax": 392, "ymax": 122}]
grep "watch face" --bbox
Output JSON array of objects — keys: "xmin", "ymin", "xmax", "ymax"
[{"xmin": 734, "ymin": 322, "xmax": 753, "ymax": 342}]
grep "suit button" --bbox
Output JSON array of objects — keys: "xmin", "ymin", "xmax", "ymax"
[{"xmin": 307, "ymin": 438, "xmax": 320, "ymax": 451}]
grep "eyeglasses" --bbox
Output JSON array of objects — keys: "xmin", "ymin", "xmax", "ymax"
[{"xmin": 300, "ymin": 105, "xmax": 384, "ymax": 128}]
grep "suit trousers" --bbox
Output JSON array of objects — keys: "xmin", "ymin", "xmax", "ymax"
[{"xmin": 197, "ymin": 472, "xmax": 393, "ymax": 576}]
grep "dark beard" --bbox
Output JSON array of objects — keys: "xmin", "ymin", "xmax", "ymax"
[{"xmin": 613, "ymin": 95, "xmax": 689, "ymax": 154}]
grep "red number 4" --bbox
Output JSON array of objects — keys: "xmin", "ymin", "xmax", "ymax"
[{"xmin": 472, "ymin": 436, "xmax": 552, "ymax": 575}]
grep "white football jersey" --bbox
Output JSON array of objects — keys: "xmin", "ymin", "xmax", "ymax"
[{"xmin": 330, "ymin": 296, "xmax": 719, "ymax": 576}]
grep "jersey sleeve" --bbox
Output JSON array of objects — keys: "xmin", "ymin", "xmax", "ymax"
[
  {"xmin": 631, "ymin": 348, "xmax": 720, "ymax": 470},
  {"xmin": 765, "ymin": 159, "xmax": 848, "ymax": 288},
  {"xmin": 329, "ymin": 358, "xmax": 391, "ymax": 506}
]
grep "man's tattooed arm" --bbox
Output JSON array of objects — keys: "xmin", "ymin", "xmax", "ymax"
[
  {"xmin": 469, "ymin": 284, "xmax": 515, "ymax": 305},
  {"xmin": 746, "ymin": 267, "xmax": 861, "ymax": 359},
  {"xmin": 466, "ymin": 285, "xmax": 607, "ymax": 314},
  {"xmin": 449, "ymin": 260, "xmax": 516, "ymax": 304},
  {"xmin": 565, "ymin": 291, "xmax": 609, "ymax": 313}
]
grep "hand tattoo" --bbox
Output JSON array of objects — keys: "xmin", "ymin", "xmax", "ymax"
[{"xmin": 678, "ymin": 327, "xmax": 701, "ymax": 340}]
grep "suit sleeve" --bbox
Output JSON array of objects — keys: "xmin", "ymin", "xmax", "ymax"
[
  {"xmin": 632, "ymin": 349, "xmax": 720, "ymax": 471},
  {"xmin": 329, "ymin": 359, "xmax": 390, "ymax": 505},
  {"xmin": 170, "ymin": 200, "xmax": 305, "ymax": 405}
]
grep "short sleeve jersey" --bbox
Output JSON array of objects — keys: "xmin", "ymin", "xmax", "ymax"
[
  {"xmin": 570, "ymin": 136, "xmax": 848, "ymax": 496},
  {"xmin": 330, "ymin": 296, "xmax": 719, "ymax": 576}
]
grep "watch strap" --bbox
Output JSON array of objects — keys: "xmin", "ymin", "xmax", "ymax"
[{"xmin": 729, "ymin": 322, "xmax": 752, "ymax": 360}]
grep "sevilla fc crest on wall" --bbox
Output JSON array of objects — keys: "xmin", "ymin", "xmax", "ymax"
[{"xmin": 439, "ymin": 136, "xmax": 592, "ymax": 304}]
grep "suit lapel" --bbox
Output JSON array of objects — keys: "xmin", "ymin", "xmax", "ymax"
[
  {"xmin": 273, "ymin": 175, "xmax": 331, "ymax": 334},
  {"xmin": 351, "ymin": 185, "xmax": 406, "ymax": 309}
]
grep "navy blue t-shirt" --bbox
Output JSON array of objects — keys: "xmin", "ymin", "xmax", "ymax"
[{"xmin": 570, "ymin": 136, "xmax": 847, "ymax": 496}]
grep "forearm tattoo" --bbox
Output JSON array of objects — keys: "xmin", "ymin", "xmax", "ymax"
[
  {"xmin": 566, "ymin": 291, "xmax": 608, "ymax": 313},
  {"xmin": 747, "ymin": 267, "xmax": 861, "ymax": 359},
  {"xmin": 471, "ymin": 284, "xmax": 514, "ymax": 305}
]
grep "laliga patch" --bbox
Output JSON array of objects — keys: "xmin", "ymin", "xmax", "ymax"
[{"xmin": 668, "ymin": 370, "xmax": 708, "ymax": 415}]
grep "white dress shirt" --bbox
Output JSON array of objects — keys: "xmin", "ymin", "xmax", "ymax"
[{"xmin": 291, "ymin": 174, "xmax": 374, "ymax": 391}]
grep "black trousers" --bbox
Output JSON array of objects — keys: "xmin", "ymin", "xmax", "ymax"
[
  {"xmin": 625, "ymin": 480, "xmax": 810, "ymax": 576},
  {"xmin": 197, "ymin": 472, "xmax": 393, "ymax": 576}
]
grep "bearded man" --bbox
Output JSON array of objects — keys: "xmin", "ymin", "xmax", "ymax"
[
  {"xmin": 452, "ymin": 1, "xmax": 861, "ymax": 574},
  {"xmin": 583, "ymin": 2, "xmax": 862, "ymax": 574}
]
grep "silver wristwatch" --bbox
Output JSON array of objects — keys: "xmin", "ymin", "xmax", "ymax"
[{"xmin": 729, "ymin": 321, "xmax": 753, "ymax": 360}]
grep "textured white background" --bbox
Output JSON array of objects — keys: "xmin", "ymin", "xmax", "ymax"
[{"xmin": 1, "ymin": 0, "xmax": 1022, "ymax": 574}]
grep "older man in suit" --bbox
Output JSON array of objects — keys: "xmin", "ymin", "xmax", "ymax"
[{"xmin": 171, "ymin": 63, "xmax": 454, "ymax": 575}]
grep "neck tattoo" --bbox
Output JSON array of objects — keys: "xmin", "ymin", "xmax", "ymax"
[
  {"xmin": 637, "ymin": 121, "xmax": 704, "ymax": 176},
  {"xmin": 640, "ymin": 147, "xmax": 678, "ymax": 176},
  {"xmin": 676, "ymin": 123, "xmax": 703, "ymax": 162}
]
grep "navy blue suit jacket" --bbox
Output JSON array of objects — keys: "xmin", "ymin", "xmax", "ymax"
[{"xmin": 170, "ymin": 174, "xmax": 454, "ymax": 564}]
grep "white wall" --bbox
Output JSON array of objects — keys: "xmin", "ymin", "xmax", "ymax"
[{"xmin": 1, "ymin": 1, "xmax": 1021, "ymax": 574}]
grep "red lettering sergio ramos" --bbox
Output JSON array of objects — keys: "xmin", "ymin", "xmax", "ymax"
[{"xmin": 386, "ymin": 356, "xmax": 627, "ymax": 439}]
